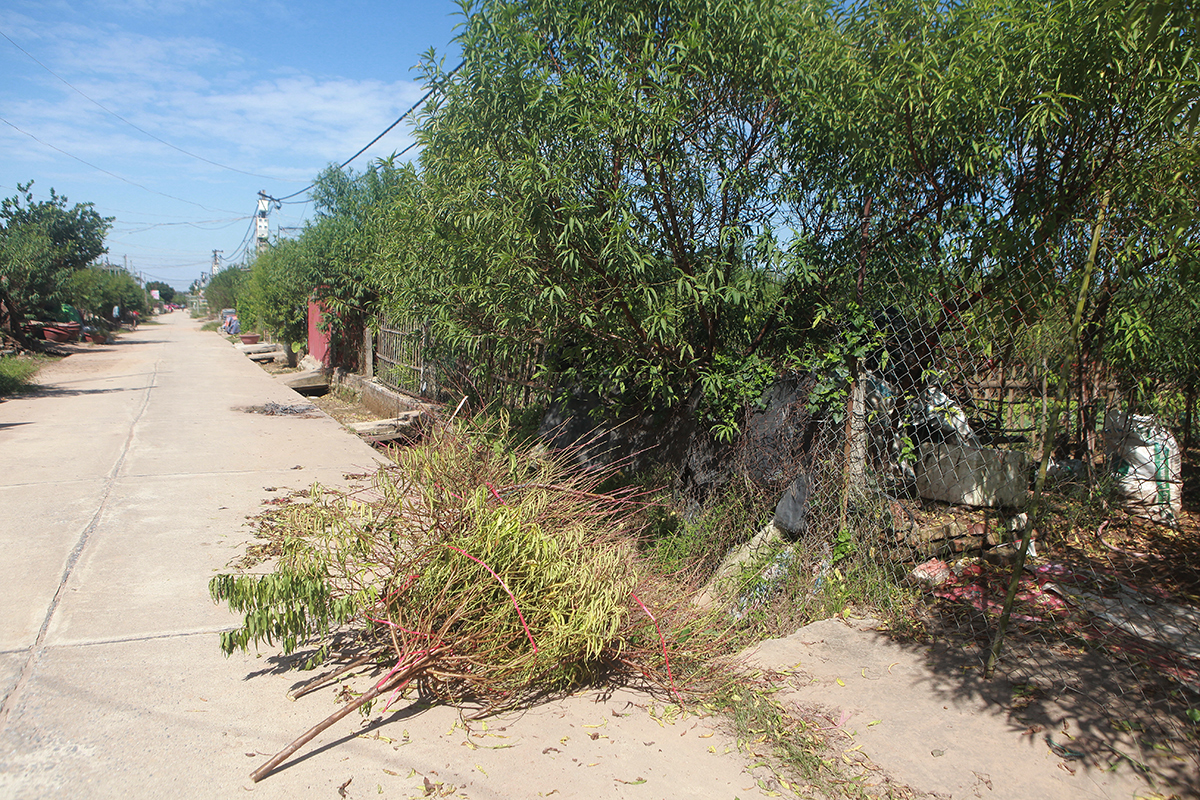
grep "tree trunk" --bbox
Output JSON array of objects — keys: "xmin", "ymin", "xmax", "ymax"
[{"xmin": 1185, "ymin": 379, "xmax": 1196, "ymax": 451}]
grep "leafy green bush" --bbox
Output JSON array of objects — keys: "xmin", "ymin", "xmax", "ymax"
[
  {"xmin": 203, "ymin": 267, "xmax": 245, "ymax": 318},
  {"xmin": 1, "ymin": 181, "xmax": 111, "ymax": 332},
  {"xmin": 67, "ymin": 267, "xmax": 146, "ymax": 323}
]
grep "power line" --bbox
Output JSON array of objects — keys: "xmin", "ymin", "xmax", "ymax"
[
  {"xmin": 139, "ymin": 269, "xmax": 204, "ymax": 282},
  {"xmin": 0, "ymin": 29, "xmax": 302, "ymax": 183},
  {"xmin": 0, "ymin": 115, "xmax": 245, "ymax": 215},
  {"xmin": 272, "ymin": 61, "xmax": 464, "ymax": 203},
  {"xmin": 222, "ymin": 214, "xmax": 259, "ymax": 264},
  {"xmin": 114, "ymin": 216, "xmax": 253, "ymax": 234},
  {"xmin": 279, "ymin": 138, "xmax": 421, "ymax": 205},
  {"xmin": 114, "ymin": 216, "xmax": 251, "ymax": 227}
]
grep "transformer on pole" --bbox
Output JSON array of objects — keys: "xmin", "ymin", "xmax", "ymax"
[{"xmin": 256, "ymin": 191, "xmax": 280, "ymax": 255}]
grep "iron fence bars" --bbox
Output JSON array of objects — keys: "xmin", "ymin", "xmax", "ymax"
[{"xmin": 373, "ymin": 317, "xmax": 548, "ymax": 409}]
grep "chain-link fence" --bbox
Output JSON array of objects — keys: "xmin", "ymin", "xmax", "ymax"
[{"xmin": 709, "ymin": 251, "xmax": 1199, "ymax": 790}]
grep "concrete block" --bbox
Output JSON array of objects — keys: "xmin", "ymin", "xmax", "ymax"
[
  {"xmin": 234, "ymin": 342, "xmax": 282, "ymax": 355},
  {"xmin": 692, "ymin": 522, "xmax": 784, "ymax": 608},
  {"xmin": 347, "ymin": 411, "xmax": 429, "ymax": 442},
  {"xmin": 915, "ymin": 443, "xmax": 1029, "ymax": 508},
  {"xmin": 277, "ymin": 369, "xmax": 328, "ymax": 394}
]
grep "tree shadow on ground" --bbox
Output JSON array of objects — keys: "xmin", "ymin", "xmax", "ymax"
[
  {"xmin": 892, "ymin": 478, "xmax": 1200, "ymax": 797},
  {"xmin": 19, "ymin": 384, "xmax": 146, "ymax": 398},
  {"xmin": 910, "ymin": 599, "xmax": 1199, "ymax": 796}
]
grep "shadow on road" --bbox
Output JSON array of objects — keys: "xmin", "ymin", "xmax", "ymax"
[{"xmin": 23, "ymin": 384, "xmax": 148, "ymax": 398}]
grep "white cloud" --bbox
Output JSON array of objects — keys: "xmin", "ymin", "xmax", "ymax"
[
  {"xmin": 2, "ymin": 15, "xmax": 423, "ymax": 182},
  {"xmin": 1, "ymin": 3, "xmax": 436, "ymax": 283}
]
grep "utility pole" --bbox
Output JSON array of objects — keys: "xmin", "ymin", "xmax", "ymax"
[
  {"xmin": 212, "ymin": 249, "xmax": 222, "ymax": 274},
  {"xmin": 256, "ymin": 191, "xmax": 271, "ymax": 254}
]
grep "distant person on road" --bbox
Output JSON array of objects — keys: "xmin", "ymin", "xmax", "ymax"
[
  {"xmin": 131, "ymin": 310, "xmax": 139, "ymax": 330},
  {"xmin": 112, "ymin": 305, "xmax": 120, "ymax": 326}
]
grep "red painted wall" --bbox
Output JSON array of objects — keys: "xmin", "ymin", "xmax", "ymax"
[{"xmin": 307, "ymin": 300, "xmax": 331, "ymax": 366}]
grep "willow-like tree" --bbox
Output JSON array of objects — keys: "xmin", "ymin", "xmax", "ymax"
[
  {"xmin": 771, "ymin": 0, "xmax": 1199, "ymax": 456},
  {"xmin": 402, "ymin": 0, "xmax": 809, "ymax": 414}
]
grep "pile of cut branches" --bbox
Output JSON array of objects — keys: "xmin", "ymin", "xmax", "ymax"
[{"xmin": 211, "ymin": 415, "xmax": 702, "ymax": 781}]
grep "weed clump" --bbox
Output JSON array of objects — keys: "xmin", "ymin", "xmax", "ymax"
[
  {"xmin": 0, "ymin": 354, "xmax": 44, "ymax": 396},
  {"xmin": 212, "ymin": 416, "xmax": 675, "ymax": 702}
]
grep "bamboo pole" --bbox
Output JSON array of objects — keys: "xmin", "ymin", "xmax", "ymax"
[{"xmin": 985, "ymin": 190, "xmax": 1110, "ymax": 678}]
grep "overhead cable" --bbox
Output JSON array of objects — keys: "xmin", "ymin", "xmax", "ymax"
[
  {"xmin": 222, "ymin": 215, "xmax": 259, "ymax": 264},
  {"xmin": 0, "ymin": 115, "xmax": 245, "ymax": 215},
  {"xmin": 271, "ymin": 60, "xmax": 464, "ymax": 203},
  {"xmin": 279, "ymin": 138, "xmax": 422, "ymax": 205}
]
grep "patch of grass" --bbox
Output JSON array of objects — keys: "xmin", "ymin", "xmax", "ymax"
[
  {"xmin": 784, "ymin": 541, "xmax": 920, "ymax": 632},
  {"xmin": 200, "ymin": 320, "xmax": 221, "ymax": 332},
  {"xmin": 710, "ymin": 675, "xmax": 920, "ymax": 799},
  {"xmin": 0, "ymin": 355, "xmax": 45, "ymax": 396},
  {"xmin": 330, "ymin": 384, "xmax": 360, "ymax": 404},
  {"xmin": 645, "ymin": 478, "xmax": 770, "ymax": 576},
  {"xmin": 711, "ymin": 678, "xmax": 857, "ymax": 798}
]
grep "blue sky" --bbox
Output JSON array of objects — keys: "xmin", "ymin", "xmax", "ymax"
[{"xmin": 1, "ymin": 0, "xmax": 464, "ymax": 291}]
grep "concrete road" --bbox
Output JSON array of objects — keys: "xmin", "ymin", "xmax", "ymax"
[{"xmin": 0, "ymin": 315, "xmax": 778, "ymax": 800}]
